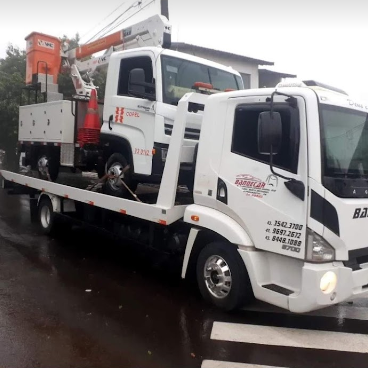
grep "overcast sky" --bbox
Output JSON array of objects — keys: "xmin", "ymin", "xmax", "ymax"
[{"xmin": 1, "ymin": 0, "xmax": 367, "ymax": 100}]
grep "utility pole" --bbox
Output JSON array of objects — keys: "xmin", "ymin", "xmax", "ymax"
[{"xmin": 161, "ymin": 0, "xmax": 169, "ymax": 19}]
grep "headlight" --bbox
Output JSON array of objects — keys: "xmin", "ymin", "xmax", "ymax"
[
  {"xmin": 320, "ymin": 271, "xmax": 337, "ymax": 294},
  {"xmin": 305, "ymin": 228, "xmax": 335, "ymax": 263}
]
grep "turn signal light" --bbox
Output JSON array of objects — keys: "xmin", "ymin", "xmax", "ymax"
[{"xmin": 191, "ymin": 215, "xmax": 200, "ymax": 222}]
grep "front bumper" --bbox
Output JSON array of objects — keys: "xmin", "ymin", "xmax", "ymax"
[{"xmin": 238, "ymin": 249, "xmax": 368, "ymax": 313}]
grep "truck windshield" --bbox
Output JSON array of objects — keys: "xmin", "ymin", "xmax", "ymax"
[
  {"xmin": 161, "ymin": 55, "xmax": 243, "ymax": 105},
  {"xmin": 321, "ymin": 105, "xmax": 368, "ymax": 177}
]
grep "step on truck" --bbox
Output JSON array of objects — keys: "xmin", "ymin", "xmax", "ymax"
[
  {"xmin": 18, "ymin": 14, "xmax": 243, "ymax": 196},
  {"xmin": 3, "ymin": 80, "xmax": 368, "ymax": 312}
]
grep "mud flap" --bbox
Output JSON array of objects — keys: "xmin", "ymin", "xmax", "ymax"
[{"xmin": 30, "ymin": 197, "xmax": 38, "ymax": 223}]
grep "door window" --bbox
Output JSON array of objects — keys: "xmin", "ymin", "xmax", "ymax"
[
  {"xmin": 231, "ymin": 103, "xmax": 300, "ymax": 173},
  {"xmin": 117, "ymin": 56, "xmax": 153, "ymax": 96}
]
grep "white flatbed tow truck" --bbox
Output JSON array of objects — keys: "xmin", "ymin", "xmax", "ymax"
[{"xmin": 3, "ymin": 81, "xmax": 368, "ymax": 313}]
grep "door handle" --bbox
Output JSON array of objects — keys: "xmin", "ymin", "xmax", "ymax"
[{"xmin": 108, "ymin": 115, "xmax": 113, "ymax": 130}]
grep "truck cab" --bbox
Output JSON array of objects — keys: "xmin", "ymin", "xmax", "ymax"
[
  {"xmin": 186, "ymin": 82, "xmax": 368, "ymax": 312},
  {"xmin": 101, "ymin": 47, "xmax": 243, "ymax": 194}
]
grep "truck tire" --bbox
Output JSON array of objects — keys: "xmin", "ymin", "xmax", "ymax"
[
  {"xmin": 196, "ymin": 242, "xmax": 254, "ymax": 311},
  {"xmin": 38, "ymin": 196, "xmax": 58, "ymax": 235},
  {"xmin": 105, "ymin": 153, "xmax": 137, "ymax": 197}
]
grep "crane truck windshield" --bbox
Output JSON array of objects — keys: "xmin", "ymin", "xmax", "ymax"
[
  {"xmin": 161, "ymin": 55, "xmax": 243, "ymax": 105},
  {"xmin": 321, "ymin": 104, "xmax": 368, "ymax": 197}
]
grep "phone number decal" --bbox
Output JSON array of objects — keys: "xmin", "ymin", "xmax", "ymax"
[
  {"xmin": 273, "ymin": 220, "xmax": 303, "ymax": 230},
  {"xmin": 265, "ymin": 220, "xmax": 304, "ymax": 253}
]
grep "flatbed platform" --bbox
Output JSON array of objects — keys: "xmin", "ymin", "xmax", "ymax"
[{"xmin": 1, "ymin": 170, "xmax": 189, "ymax": 225}]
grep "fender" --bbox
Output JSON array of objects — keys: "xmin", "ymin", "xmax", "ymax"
[
  {"xmin": 100, "ymin": 127, "xmax": 152, "ymax": 175},
  {"xmin": 38, "ymin": 193, "xmax": 76, "ymax": 213},
  {"xmin": 100, "ymin": 133, "xmax": 134, "ymax": 166},
  {"xmin": 184, "ymin": 204, "xmax": 254, "ymax": 246},
  {"xmin": 181, "ymin": 204, "xmax": 254, "ymax": 278},
  {"xmin": 38, "ymin": 193, "xmax": 62, "ymax": 213}
]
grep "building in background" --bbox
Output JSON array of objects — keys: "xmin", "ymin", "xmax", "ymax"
[
  {"xmin": 259, "ymin": 68, "xmax": 297, "ymax": 88},
  {"xmin": 171, "ymin": 42, "xmax": 296, "ymax": 89}
]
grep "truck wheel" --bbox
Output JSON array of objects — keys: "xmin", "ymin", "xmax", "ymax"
[
  {"xmin": 37, "ymin": 155, "xmax": 59, "ymax": 182},
  {"xmin": 105, "ymin": 153, "xmax": 137, "ymax": 197},
  {"xmin": 38, "ymin": 196, "xmax": 57, "ymax": 235},
  {"xmin": 196, "ymin": 242, "xmax": 254, "ymax": 311}
]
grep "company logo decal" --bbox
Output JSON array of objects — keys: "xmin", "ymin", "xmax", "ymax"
[
  {"xmin": 38, "ymin": 39, "xmax": 55, "ymax": 50},
  {"xmin": 115, "ymin": 107, "xmax": 125, "ymax": 123},
  {"xmin": 353, "ymin": 207, "xmax": 368, "ymax": 219},
  {"xmin": 266, "ymin": 174, "xmax": 278, "ymax": 187},
  {"xmin": 235, "ymin": 174, "xmax": 278, "ymax": 198},
  {"xmin": 126, "ymin": 111, "xmax": 140, "ymax": 118}
]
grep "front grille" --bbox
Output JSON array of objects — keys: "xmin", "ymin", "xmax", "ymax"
[{"xmin": 164, "ymin": 124, "xmax": 200, "ymax": 140}]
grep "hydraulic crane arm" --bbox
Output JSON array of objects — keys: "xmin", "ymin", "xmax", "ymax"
[
  {"xmin": 25, "ymin": 14, "xmax": 171, "ymax": 99},
  {"xmin": 66, "ymin": 14, "xmax": 171, "ymax": 63}
]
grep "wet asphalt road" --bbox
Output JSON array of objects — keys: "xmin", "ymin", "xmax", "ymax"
[{"xmin": 1, "ymin": 184, "xmax": 368, "ymax": 367}]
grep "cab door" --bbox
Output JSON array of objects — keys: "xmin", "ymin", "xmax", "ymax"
[
  {"xmin": 102, "ymin": 52, "xmax": 156, "ymax": 175},
  {"xmin": 217, "ymin": 95, "xmax": 308, "ymax": 259}
]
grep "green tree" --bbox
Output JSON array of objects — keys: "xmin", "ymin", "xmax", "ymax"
[
  {"xmin": 0, "ymin": 45, "xmax": 26, "ymax": 167},
  {"xmin": 0, "ymin": 34, "xmax": 107, "ymax": 168},
  {"xmin": 58, "ymin": 33, "xmax": 107, "ymax": 100}
]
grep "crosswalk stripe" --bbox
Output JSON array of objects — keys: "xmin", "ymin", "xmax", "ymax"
[
  {"xmin": 211, "ymin": 321, "xmax": 368, "ymax": 353},
  {"xmin": 201, "ymin": 361, "xmax": 286, "ymax": 368},
  {"xmin": 244, "ymin": 302, "xmax": 368, "ymax": 321}
]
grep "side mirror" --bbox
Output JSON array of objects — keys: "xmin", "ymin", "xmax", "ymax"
[
  {"xmin": 128, "ymin": 68, "xmax": 156, "ymax": 101},
  {"xmin": 257, "ymin": 111, "xmax": 282, "ymax": 155}
]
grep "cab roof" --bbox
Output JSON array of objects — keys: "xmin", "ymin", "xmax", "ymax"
[{"xmin": 111, "ymin": 46, "xmax": 241, "ymax": 77}]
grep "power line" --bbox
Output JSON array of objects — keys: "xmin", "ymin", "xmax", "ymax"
[
  {"xmin": 97, "ymin": 0, "xmax": 154, "ymax": 39},
  {"xmin": 93, "ymin": 0, "xmax": 147, "ymax": 40},
  {"xmin": 80, "ymin": 2, "xmax": 128, "ymax": 42},
  {"xmin": 83, "ymin": 0, "xmax": 143, "ymax": 44}
]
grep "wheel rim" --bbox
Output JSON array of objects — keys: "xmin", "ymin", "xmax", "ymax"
[
  {"xmin": 107, "ymin": 162, "xmax": 125, "ymax": 191},
  {"xmin": 203, "ymin": 255, "xmax": 232, "ymax": 299},
  {"xmin": 40, "ymin": 205, "xmax": 51, "ymax": 229},
  {"xmin": 38, "ymin": 156, "xmax": 49, "ymax": 177}
]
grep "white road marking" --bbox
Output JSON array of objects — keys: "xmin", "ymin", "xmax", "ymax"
[
  {"xmin": 211, "ymin": 322, "xmax": 368, "ymax": 353},
  {"xmin": 201, "ymin": 361, "xmax": 286, "ymax": 368}
]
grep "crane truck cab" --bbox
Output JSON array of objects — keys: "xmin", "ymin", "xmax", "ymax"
[
  {"xmin": 101, "ymin": 47, "xmax": 243, "ymax": 195},
  {"xmin": 18, "ymin": 14, "xmax": 243, "ymax": 196}
]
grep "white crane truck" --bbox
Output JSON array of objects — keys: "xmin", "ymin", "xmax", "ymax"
[
  {"xmin": 3, "ymin": 80, "xmax": 368, "ymax": 313},
  {"xmin": 18, "ymin": 14, "xmax": 243, "ymax": 196}
]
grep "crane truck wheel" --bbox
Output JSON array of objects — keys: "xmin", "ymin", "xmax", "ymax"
[
  {"xmin": 196, "ymin": 242, "xmax": 254, "ymax": 311},
  {"xmin": 37, "ymin": 154, "xmax": 59, "ymax": 182},
  {"xmin": 104, "ymin": 153, "xmax": 138, "ymax": 197}
]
